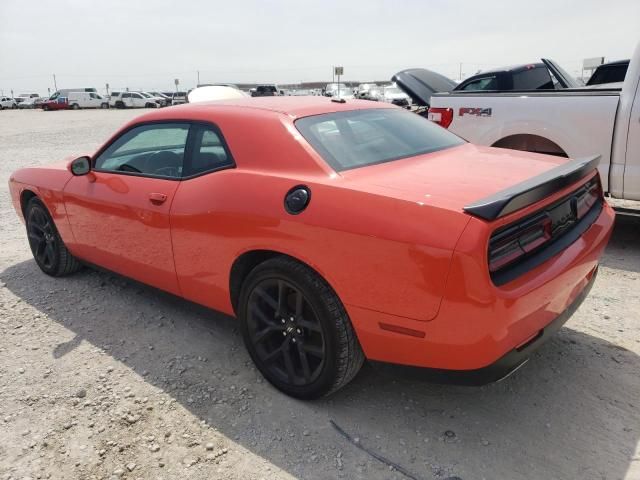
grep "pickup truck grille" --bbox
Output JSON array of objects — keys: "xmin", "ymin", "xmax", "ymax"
[{"xmin": 489, "ymin": 176, "xmax": 602, "ymax": 285}]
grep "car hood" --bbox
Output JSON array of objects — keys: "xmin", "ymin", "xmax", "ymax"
[
  {"xmin": 392, "ymin": 68, "xmax": 457, "ymax": 106},
  {"xmin": 340, "ymin": 143, "xmax": 567, "ymax": 214}
]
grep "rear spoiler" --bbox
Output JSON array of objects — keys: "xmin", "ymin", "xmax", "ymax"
[{"xmin": 464, "ymin": 155, "xmax": 601, "ymax": 220}]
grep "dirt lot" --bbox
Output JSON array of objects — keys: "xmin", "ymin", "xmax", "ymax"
[{"xmin": 1, "ymin": 108, "xmax": 639, "ymax": 480}]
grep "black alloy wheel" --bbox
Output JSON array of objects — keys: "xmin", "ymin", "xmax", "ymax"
[
  {"xmin": 247, "ymin": 278, "xmax": 326, "ymax": 387},
  {"xmin": 25, "ymin": 198, "xmax": 81, "ymax": 276},
  {"xmin": 239, "ymin": 257, "xmax": 364, "ymax": 399}
]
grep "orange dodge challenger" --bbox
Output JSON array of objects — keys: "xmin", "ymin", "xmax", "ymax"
[{"xmin": 9, "ymin": 97, "xmax": 614, "ymax": 398}]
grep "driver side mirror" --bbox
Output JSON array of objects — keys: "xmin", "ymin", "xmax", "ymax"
[{"xmin": 70, "ymin": 156, "xmax": 91, "ymax": 176}]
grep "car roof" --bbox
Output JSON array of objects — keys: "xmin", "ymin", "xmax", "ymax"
[{"xmin": 134, "ymin": 97, "xmax": 396, "ymax": 121}]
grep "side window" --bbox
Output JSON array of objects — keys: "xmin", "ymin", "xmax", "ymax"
[
  {"xmin": 184, "ymin": 125, "xmax": 234, "ymax": 177},
  {"xmin": 512, "ymin": 67, "xmax": 553, "ymax": 90},
  {"xmin": 94, "ymin": 123, "xmax": 189, "ymax": 178},
  {"xmin": 132, "ymin": 93, "xmax": 143, "ymax": 99},
  {"xmin": 122, "ymin": 93, "xmax": 131, "ymax": 98},
  {"xmin": 461, "ymin": 77, "xmax": 497, "ymax": 91}
]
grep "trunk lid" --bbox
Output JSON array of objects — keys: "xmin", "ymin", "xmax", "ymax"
[
  {"xmin": 392, "ymin": 68, "xmax": 457, "ymax": 106},
  {"xmin": 340, "ymin": 144, "xmax": 575, "ymax": 214}
]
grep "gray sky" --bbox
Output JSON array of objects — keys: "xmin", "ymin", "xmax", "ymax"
[{"xmin": 0, "ymin": 0, "xmax": 638, "ymax": 95}]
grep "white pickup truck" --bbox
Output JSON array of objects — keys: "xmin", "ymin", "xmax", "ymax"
[{"xmin": 395, "ymin": 42, "xmax": 640, "ymax": 201}]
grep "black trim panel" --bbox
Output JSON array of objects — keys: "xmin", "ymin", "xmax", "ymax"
[
  {"xmin": 370, "ymin": 266, "xmax": 597, "ymax": 386},
  {"xmin": 464, "ymin": 155, "xmax": 600, "ymax": 220},
  {"xmin": 491, "ymin": 197, "xmax": 602, "ymax": 286}
]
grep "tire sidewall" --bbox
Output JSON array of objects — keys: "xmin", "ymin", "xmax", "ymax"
[{"xmin": 238, "ymin": 262, "xmax": 341, "ymax": 399}]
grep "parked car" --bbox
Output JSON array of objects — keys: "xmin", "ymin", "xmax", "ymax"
[
  {"xmin": 147, "ymin": 91, "xmax": 172, "ymax": 105},
  {"xmin": 18, "ymin": 97, "xmax": 45, "ymax": 109},
  {"xmin": 111, "ymin": 92, "xmax": 161, "ymax": 109},
  {"xmin": 251, "ymin": 85, "xmax": 279, "ymax": 97},
  {"xmin": 0, "ymin": 96, "xmax": 18, "ymax": 109},
  {"xmin": 107, "ymin": 92, "xmax": 121, "ymax": 108},
  {"xmin": 586, "ymin": 59, "xmax": 629, "ymax": 87},
  {"xmin": 356, "ymin": 83, "xmax": 377, "ymax": 98},
  {"xmin": 9, "ymin": 97, "xmax": 613, "ymax": 399},
  {"xmin": 381, "ymin": 84, "xmax": 411, "ymax": 106},
  {"xmin": 423, "ymin": 41, "xmax": 640, "ymax": 202},
  {"xmin": 15, "ymin": 94, "xmax": 37, "ymax": 104},
  {"xmin": 68, "ymin": 91, "xmax": 109, "ymax": 109},
  {"xmin": 41, "ymin": 93, "xmax": 71, "ymax": 111},
  {"xmin": 362, "ymin": 86, "xmax": 383, "ymax": 101},
  {"xmin": 323, "ymin": 83, "xmax": 352, "ymax": 98},
  {"xmin": 170, "ymin": 91, "xmax": 188, "ymax": 105}
]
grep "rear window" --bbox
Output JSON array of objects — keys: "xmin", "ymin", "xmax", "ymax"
[
  {"xmin": 587, "ymin": 64, "xmax": 628, "ymax": 85},
  {"xmin": 295, "ymin": 108, "xmax": 465, "ymax": 171},
  {"xmin": 460, "ymin": 76, "xmax": 497, "ymax": 91},
  {"xmin": 512, "ymin": 67, "xmax": 553, "ymax": 90}
]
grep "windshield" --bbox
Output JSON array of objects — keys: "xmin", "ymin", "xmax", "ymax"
[
  {"xmin": 139, "ymin": 92, "xmax": 152, "ymax": 98},
  {"xmin": 295, "ymin": 108, "xmax": 465, "ymax": 171}
]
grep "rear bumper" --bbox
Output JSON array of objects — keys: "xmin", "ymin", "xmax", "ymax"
[
  {"xmin": 348, "ymin": 200, "xmax": 614, "ymax": 374},
  {"xmin": 370, "ymin": 265, "xmax": 597, "ymax": 385}
]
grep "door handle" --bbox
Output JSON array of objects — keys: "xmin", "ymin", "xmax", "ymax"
[{"xmin": 149, "ymin": 192, "xmax": 167, "ymax": 204}]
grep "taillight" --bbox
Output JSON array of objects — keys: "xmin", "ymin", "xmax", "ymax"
[
  {"xmin": 488, "ymin": 213, "xmax": 552, "ymax": 273},
  {"xmin": 427, "ymin": 107, "xmax": 453, "ymax": 128}
]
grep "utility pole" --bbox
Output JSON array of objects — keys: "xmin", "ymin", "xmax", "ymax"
[
  {"xmin": 459, "ymin": 63, "xmax": 462, "ymax": 81},
  {"xmin": 53, "ymin": 74, "xmax": 57, "ymax": 91},
  {"xmin": 332, "ymin": 66, "xmax": 335, "ymax": 84},
  {"xmin": 197, "ymin": 70, "xmax": 200, "ymax": 86}
]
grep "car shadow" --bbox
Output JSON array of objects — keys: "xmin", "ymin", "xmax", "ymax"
[{"xmin": 1, "ymin": 260, "xmax": 639, "ymax": 480}]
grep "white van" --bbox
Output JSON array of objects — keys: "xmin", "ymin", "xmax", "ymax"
[{"xmin": 68, "ymin": 91, "xmax": 109, "ymax": 109}]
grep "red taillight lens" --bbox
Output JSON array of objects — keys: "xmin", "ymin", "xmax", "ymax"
[
  {"xmin": 489, "ymin": 214, "xmax": 552, "ymax": 273},
  {"xmin": 427, "ymin": 107, "xmax": 453, "ymax": 128}
]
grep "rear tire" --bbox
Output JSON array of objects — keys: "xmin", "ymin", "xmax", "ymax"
[
  {"xmin": 25, "ymin": 198, "xmax": 82, "ymax": 277},
  {"xmin": 116, "ymin": 101, "xmax": 125, "ymax": 109},
  {"xmin": 238, "ymin": 257, "xmax": 364, "ymax": 399},
  {"xmin": 71, "ymin": 103, "xmax": 80, "ymax": 110}
]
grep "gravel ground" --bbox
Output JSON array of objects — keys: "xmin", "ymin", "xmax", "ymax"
[{"xmin": 1, "ymin": 109, "xmax": 639, "ymax": 480}]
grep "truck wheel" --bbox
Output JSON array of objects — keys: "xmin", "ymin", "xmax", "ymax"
[
  {"xmin": 71, "ymin": 103, "xmax": 80, "ymax": 110},
  {"xmin": 116, "ymin": 101, "xmax": 125, "ymax": 109},
  {"xmin": 12, "ymin": 103, "xmax": 17, "ymax": 109},
  {"xmin": 238, "ymin": 256, "xmax": 364, "ymax": 399},
  {"xmin": 101, "ymin": 103, "xmax": 108, "ymax": 109},
  {"xmin": 42, "ymin": 105, "xmax": 49, "ymax": 111}
]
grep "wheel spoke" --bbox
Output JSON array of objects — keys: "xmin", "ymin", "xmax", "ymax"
[
  {"xmin": 294, "ymin": 289, "xmax": 304, "ymax": 316},
  {"xmin": 250, "ymin": 303, "xmax": 280, "ymax": 327},
  {"xmin": 281, "ymin": 340, "xmax": 296, "ymax": 383},
  {"xmin": 254, "ymin": 287, "xmax": 278, "ymax": 311},
  {"xmin": 300, "ymin": 343, "xmax": 324, "ymax": 358},
  {"xmin": 297, "ymin": 317, "xmax": 322, "ymax": 333},
  {"xmin": 297, "ymin": 345, "xmax": 312, "ymax": 382},
  {"xmin": 253, "ymin": 325, "xmax": 283, "ymax": 344},
  {"xmin": 44, "ymin": 243, "xmax": 55, "ymax": 264},
  {"xmin": 263, "ymin": 338, "xmax": 288, "ymax": 364},
  {"xmin": 28, "ymin": 232, "xmax": 44, "ymax": 243},
  {"xmin": 277, "ymin": 280, "xmax": 287, "ymax": 317},
  {"xmin": 30, "ymin": 223, "xmax": 45, "ymax": 233}
]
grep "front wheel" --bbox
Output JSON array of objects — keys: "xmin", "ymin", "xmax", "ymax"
[
  {"xmin": 238, "ymin": 257, "xmax": 364, "ymax": 399},
  {"xmin": 101, "ymin": 103, "xmax": 108, "ymax": 109},
  {"xmin": 26, "ymin": 198, "xmax": 82, "ymax": 276},
  {"xmin": 71, "ymin": 103, "xmax": 80, "ymax": 110}
]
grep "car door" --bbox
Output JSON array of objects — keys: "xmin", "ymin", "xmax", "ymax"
[
  {"xmin": 121, "ymin": 92, "xmax": 133, "ymax": 108},
  {"xmin": 131, "ymin": 92, "xmax": 144, "ymax": 107},
  {"xmin": 63, "ymin": 122, "xmax": 191, "ymax": 294}
]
